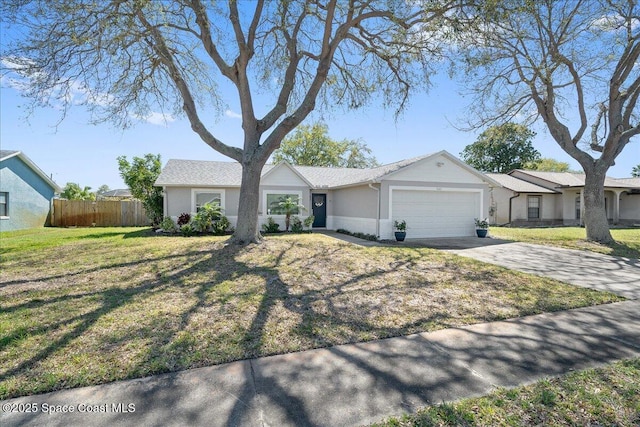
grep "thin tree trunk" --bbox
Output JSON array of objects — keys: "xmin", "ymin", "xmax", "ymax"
[
  {"xmin": 229, "ymin": 161, "xmax": 264, "ymax": 244},
  {"xmin": 582, "ymin": 166, "xmax": 613, "ymax": 244}
]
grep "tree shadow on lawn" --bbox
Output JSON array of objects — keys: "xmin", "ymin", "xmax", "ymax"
[
  {"xmin": 1, "ymin": 241, "xmax": 300, "ymax": 395},
  {"xmin": 1, "ymin": 238, "xmax": 624, "ymax": 424},
  {"xmin": 606, "ymin": 241, "xmax": 640, "ymax": 259}
]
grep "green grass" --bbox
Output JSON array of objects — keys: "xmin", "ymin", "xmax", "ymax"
[
  {"xmin": 0, "ymin": 227, "xmax": 624, "ymax": 399},
  {"xmin": 489, "ymin": 227, "xmax": 640, "ymax": 258},
  {"xmin": 373, "ymin": 358, "xmax": 640, "ymax": 426}
]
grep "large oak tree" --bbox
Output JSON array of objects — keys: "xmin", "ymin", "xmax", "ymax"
[
  {"xmin": 456, "ymin": 0, "xmax": 639, "ymax": 243},
  {"xmin": 2, "ymin": 0, "xmax": 455, "ymax": 244}
]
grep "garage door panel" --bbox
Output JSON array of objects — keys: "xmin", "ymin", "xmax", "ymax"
[{"xmin": 392, "ymin": 190, "xmax": 480, "ymax": 238}]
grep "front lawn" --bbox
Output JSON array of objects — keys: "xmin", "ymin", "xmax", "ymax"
[
  {"xmin": 373, "ymin": 358, "xmax": 640, "ymax": 427},
  {"xmin": 489, "ymin": 227, "xmax": 640, "ymax": 258},
  {"xmin": 0, "ymin": 228, "xmax": 623, "ymax": 399}
]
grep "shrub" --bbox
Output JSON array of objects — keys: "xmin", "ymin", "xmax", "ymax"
[
  {"xmin": 393, "ymin": 220, "xmax": 407, "ymax": 231},
  {"xmin": 192, "ymin": 203, "xmax": 223, "ymax": 233},
  {"xmin": 290, "ymin": 216, "xmax": 304, "ymax": 233},
  {"xmin": 304, "ymin": 215, "xmax": 315, "ymax": 229},
  {"xmin": 336, "ymin": 228, "xmax": 378, "ymax": 241},
  {"xmin": 262, "ymin": 217, "xmax": 280, "ymax": 233},
  {"xmin": 211, "ymin": 216, "xmax": 231, "ymax": 235},
  {"xmin": 159, "ymin": 217, "xmax": 178, "ymax": 233},
  {"xmin": 180, "ymin": 223, "xmax": 195, "ymax": 237},
  {"xmin": 474, "ymin": 218, "xmax": 489, "ymax": 229},
  {"xmin": 177, "ymin": 212, "xmax": 191, "ymax": 226},
  {"xmin": 191, "ymin": 213, "xmax": 211, "ymax": 233}
]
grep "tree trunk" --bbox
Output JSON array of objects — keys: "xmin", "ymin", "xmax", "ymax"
[
  {"xmin": 582, "ymin": 166, "xmax": 613, "ymax": 244},
  {"xmin": 228, "ymin": 160, "xmax": 264, "ymax": 245}
]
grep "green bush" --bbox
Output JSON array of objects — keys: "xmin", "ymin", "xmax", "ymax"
[
  {"xmin": 180, "ymin": 223, "xmax": 195, "ymax": 237},
  {"xmin": 337, "ymin": 228, "xmax": 378, "ymax": 241},
  {"xmin": 262, "ymin": 217, "xmax": 280, "ymax": 233},
  {"xmin": 290, "ymin": 216, "xmax": 304, "ymax": 233},
  {"xmin": 159, "ymin": 217, "xmax": 178, "ymax": 233},
  {"xmin": 211, "ymin": 216, "xmax": 231, "ymax": 235},
  {"xmin": 304, "ymin": 215, "xmax": 315, "ymax": 229},
  {"xmin": 192, "ymin": 203, "xmax": 223, "ymax": 233}
]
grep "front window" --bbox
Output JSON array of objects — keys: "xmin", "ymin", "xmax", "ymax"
[
  {"xmin": 195, "ymin": 192, "xmax": 222, "ymax": 212},
  {"xmin": 528, "ymin": 196, "xmax": 541, "ymax": 220},
  {"xmin": 266, "ymin": 193, "xmax": 300, "ymax": 215},
  {"xmin": 0, "ymin": 192, "xmax": 7, "ymax": 217},
  {"xmin": 575, "ymin": 197, "xmax": 581, "ymax": 220}
]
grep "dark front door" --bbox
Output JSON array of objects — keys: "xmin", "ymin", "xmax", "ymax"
[{"xmin": 311, "ymin": 194, "xmax": 327, "ymax": 227}]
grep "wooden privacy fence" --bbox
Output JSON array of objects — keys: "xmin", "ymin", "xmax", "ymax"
[{"xmin": 52, "ymin": 200, "xmax": 149, "ymax": 227}]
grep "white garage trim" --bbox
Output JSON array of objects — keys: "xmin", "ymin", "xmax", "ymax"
[{"xmin": 389, "ymin": 186, "xmax": 484, "ymax": 238}]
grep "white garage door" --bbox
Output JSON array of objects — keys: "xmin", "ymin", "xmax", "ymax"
[{"xmin": 392, "ymin": 189, "xmax": 480, "ymax": 238}]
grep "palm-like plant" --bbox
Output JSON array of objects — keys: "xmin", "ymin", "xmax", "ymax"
[{"xmin": 277, "ymin": 197, "xmax": 306, "ymax": 231}]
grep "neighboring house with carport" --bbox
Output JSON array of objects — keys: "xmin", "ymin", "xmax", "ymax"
[
  {"xmin": 97, "ymin": 188, "xmax": 134, "ymax": 200},
  {"xmin": 487, "ymin": 173, "xmax": 560, "ymax": 225},
  {"xmin": 155, "ymin": 150, "xmax": 501, "ymax": 239},
  {"xmin": 488, "ymin": 170, "xmax": 640, "ymax": 226},
  {"xmin": 0, "ymin": 150, "xmax": 61, "ymax": 231}
]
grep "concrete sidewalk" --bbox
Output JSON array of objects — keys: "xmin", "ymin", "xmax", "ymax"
[{"xmin": 2, "ymin": 300, "xmax": 639, "ymax": 427}]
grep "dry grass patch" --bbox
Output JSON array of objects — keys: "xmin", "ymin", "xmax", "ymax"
[{"xmin": 0, "ymin": 228, "xmax": 622, "ymax": 399}]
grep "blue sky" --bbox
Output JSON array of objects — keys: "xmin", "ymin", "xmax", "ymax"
[
  {"xmin": 2, "ymin": 12, "xmax": 638, "ymax": 193},
  {"xmin": 1, "ymin": 1, "xmax": 638, "ymax": 192},
  {"xmin": 4, "ymin": 68, "xmax": 637, "ymax": 191}
]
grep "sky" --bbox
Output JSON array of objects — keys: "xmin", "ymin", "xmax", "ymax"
[
  {"xmin": 1, "ymin": 8, "xmax": 638, "ymax": 192},
  {"xmin": 3, "ymin": 68, "xmax": 637, "ymax": 192}
]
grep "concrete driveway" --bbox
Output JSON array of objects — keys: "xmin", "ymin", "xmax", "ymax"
[{"xmin": 447, "ymin": 242, "xmax": 640, "ymax": 300}]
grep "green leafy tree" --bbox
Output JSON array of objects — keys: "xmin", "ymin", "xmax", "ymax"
[
  {"xmin": 60, "ymin": 182, "xmax": 95, "ymax": 201},
  {"xmin": 273, "ymin": 123, "xmax": 379, "ymax": 168},
  {"xmin": 460, "ymin": 123, "xmax": 540, "ymax": 173},
  {"xmin": 2, "ymin": 1, "xmax": 455, "ymax": 244},
  {"xmin": 632, "ymin": 165, "xmax": 640, "ymax": 178},
  {"xmin": 96, "ymin": 185, "xmax": 111, "ymax": 198},
  {"xmin": 524, "ymin": 158, "xmax": 571, "ymax": 172},
  {"xmin": 456, "ymin": 1, "xmax": 639, "ymax": 243},
  {"xmin": 117, "ymin": 154, "xmax": 163, "ymax": 226}
]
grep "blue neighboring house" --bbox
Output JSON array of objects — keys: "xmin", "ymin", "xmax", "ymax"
[{"xmin": 0, "ymin": 150, "xmax": 61, "ymax": 231}]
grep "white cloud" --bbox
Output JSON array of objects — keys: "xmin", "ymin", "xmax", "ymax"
[
  {"xmin": 137, "ymin": 112, "xmax": 176, "ymax": 126},
  {"xmin": 225, "ymin": 109, "xmax": 242, "ymax": 119},
  {"xmin": 1, "ymin": 56, "xmax": 116, "ymax": 110},
  {"xmin": 591, "ymin": 14, "xmax": 640, "ymax": 32}
]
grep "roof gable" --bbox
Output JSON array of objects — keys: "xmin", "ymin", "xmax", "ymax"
[
  {"xmin": 381, "ymin": 151, "xmax": 501, "ymax": 186},
  {"xmin": 261, "ymin": 161, "xmax": 312, "ymax": 187}
]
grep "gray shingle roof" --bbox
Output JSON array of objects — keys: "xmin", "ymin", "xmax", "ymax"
[
  {"xmin": 100, "ymin": 189, "xmax": 133, "ymax": 197},
  {"xmin": 155, "ymin": 159, "xmax": 274, "ymax": 186},
  {"xmin": 613, "ymin": 177, "xmax": 640, "ymax": 188},
  {"xmin": 485, "ymin": 173, "xmax": 558, "ymax": 193},
  {"xmin": 293, "ymin": 154, "xmax": 433, "ymax": 188},
  {"xmin": 511, "ymin": 170, "xmax": 630, "ymax": 188},
  {"xmin": 155, "ymin": 154, "xmax": 436, "ymax": 188}
]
